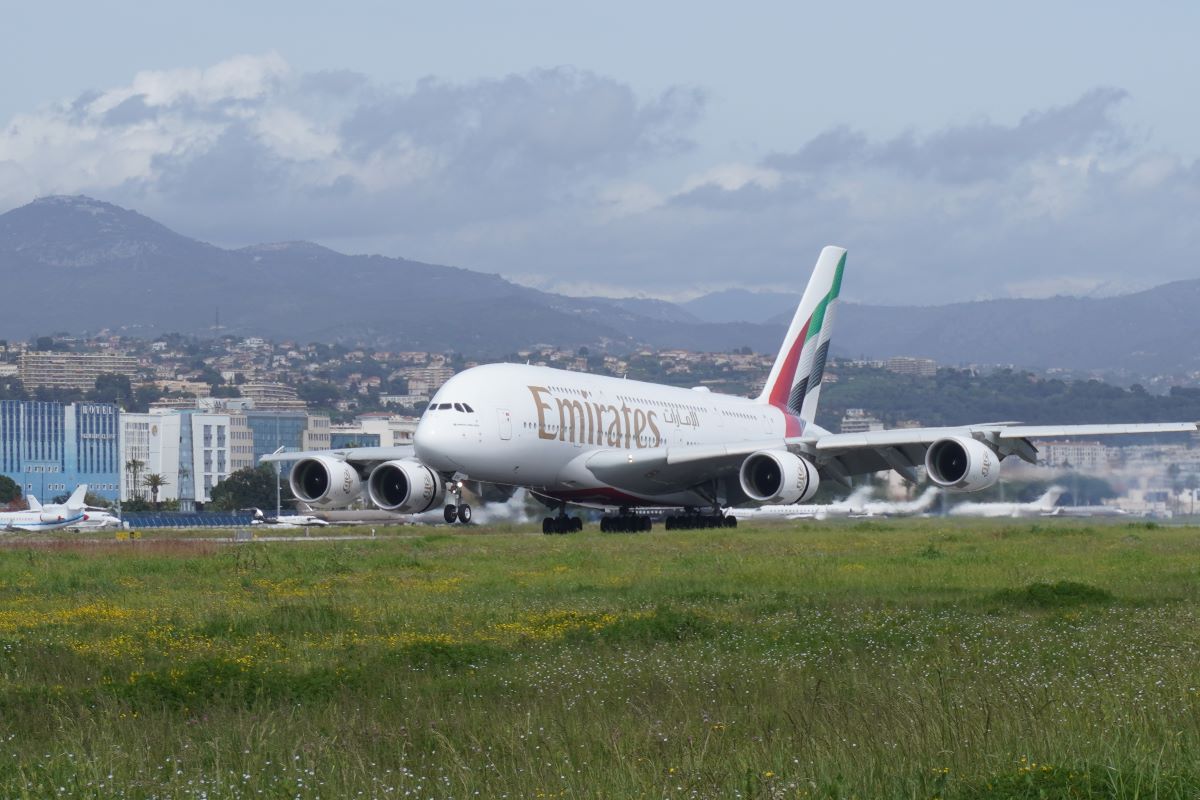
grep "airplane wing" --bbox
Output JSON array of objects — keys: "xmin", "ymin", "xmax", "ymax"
[
  {"xmin": 583, "ymin": 422, "xmax": 1196, "ymax": 496},
  {"xmin": 805, "ymin": 422, "xmax": 1197, "ymax": 483},
  {"xmin": 260, "ymin": 446, "xmax": 415, "ymax": 468}
]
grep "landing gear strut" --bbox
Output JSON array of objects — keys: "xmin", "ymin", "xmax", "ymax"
[{"xmin": 443, "ymin": 481, "xmax": 472, "ymax": 525}]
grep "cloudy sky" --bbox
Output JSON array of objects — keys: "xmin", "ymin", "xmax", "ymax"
[{"xmin": 3, "ymin": 1, "xmax": 1199, "ymax": 304}]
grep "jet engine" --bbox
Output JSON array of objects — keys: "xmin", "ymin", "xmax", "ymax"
[
  {"xmin": 290, "ymin": 455, "xmax": 363, "ymax": 507},
  {"xmin": 367, "ymin": 459, "xmax": 446, "ymax": 514},
  {"xmin": 924, "ymin": 436, "xmax": 1001, "ymax": 492},
  {"xmin": 40, "ymin": 512, "xmax": 65, "ymax": 523},
  {"xmin": 739, "ymin": 450, "xmax": 820, "ymax": 504}
]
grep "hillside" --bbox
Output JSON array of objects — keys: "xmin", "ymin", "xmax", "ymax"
[{"xmin": 2, "ymin": 196, "xmax": 1198, "ymax": 375}]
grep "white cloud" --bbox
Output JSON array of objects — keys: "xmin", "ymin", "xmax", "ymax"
[
  {"xmin": 2, "ymin": 60, "xmax": 1199, "ymax": 306},
  {"xmin": 678, "ymin": 163, "xmax": 781, "ymax": 194}
]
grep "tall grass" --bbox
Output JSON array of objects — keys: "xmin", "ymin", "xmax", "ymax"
[{"xmin": 1, "ymin": 519, "xmax": 1198, "ymax": 797}]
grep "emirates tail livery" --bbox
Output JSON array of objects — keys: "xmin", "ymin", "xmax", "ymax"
[{"xmin": 263, "ymin": 247, "xmax": 1197, "ymax": 533}]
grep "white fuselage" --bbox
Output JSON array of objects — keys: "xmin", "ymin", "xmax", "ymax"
[
  {"xmin": 414, "ymin": 364, "xmax": 820, "ymax": 507},
  {"xmin": 728, "ymin": 502, "xmax": 856, "ymax": 521},
  {"xmin": 0, "ymin": 509, "xmax": 86, "ymax": 532},
  {"xmin": 66, "ymin": 512, "xmax": 123, "ymax": 531}
]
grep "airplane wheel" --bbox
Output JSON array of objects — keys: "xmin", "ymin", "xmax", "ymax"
[
  {"xmin": 571, "ymin": 516, "xmax": 583, "ymax": 532},
  {"xmin": 641, "ymin": 516, "xmax": 652, "ymax": 532},
  {"xmin": 600, "ymin": 517, "xmax": 610, "ymax": 533},
  {"xmin": 457, "ymin": 504, "xmax": 472, "ymax": 524},
  {"xmin": 444, "ymin": 504, "xmax": 458, "ymax": 524},
  {"xmin": 725, "ymin": 516, "xmax": 737, "ymax": 528},
  {"xmin": 542, "ymin": 518, "xmax": 554, "ymax": 535}
]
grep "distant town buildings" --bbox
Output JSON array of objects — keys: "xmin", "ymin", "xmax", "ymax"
[
  {"xmin": 19, "ymin": 351, "xmax": 138, "ymax": 390},
  {"xmin": 840, "ymin": 408, "xmax": 885, "ymax": 434},
  {"xmin": 1034, "ymin": 440, "xmax": 1112, "ymax": 471},
  {"xmin": 239, "ymin": 382, "xmax": 307, "ymax": 411},
  {"xmin": 883, "ymin": 357, "xmax": 938, "ymax": 377}
]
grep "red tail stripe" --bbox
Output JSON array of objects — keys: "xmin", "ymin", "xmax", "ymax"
[{"xmin": 767, "ymin": 319, "xmax": 810, "ymax": 408}]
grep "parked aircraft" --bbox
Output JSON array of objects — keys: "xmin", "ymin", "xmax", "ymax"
[
  {"xmin": 949, "ymin": 487, "xmax": 1067, "ymax": 518},
  {"xmin": 725, "ymin": 487, "xmax": 874, "ymax": 521},
  {"xmin": 247, "ymin": 508, "xmax": 330, "ymax": 527},
  {"xmin": 28, "ymin": 486, "xmax": 123, "ymax": 531},
  {"xmin": 950, "ymin": 486, "xmax": 1130, "ymax": 517},
  {"xmin": 263, "ymin": 246, "xmax": 1197, "ymax": 533},
  {"xmin": 2, "ymin": 485, "xmax": 88, "ymax": 532},
  {"xmin": 727, "ymin": 486, "xmax": 941, "ymax": 522},
  {"xmin": 857, "ymin": 486, "xmax": 942, "ymax": 517}
]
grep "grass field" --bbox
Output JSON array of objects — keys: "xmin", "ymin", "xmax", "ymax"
[{"xmin": 2, "ymin": 519, "xmax": 1199, "ymax": 799}]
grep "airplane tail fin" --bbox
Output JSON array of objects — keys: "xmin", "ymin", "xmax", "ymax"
[
  {"xmin": 913, "ymin": 486, "xmax": 941, "ymax": 511},
  {"xmin": 1039, "ymin": 486, "xmax": 1066, "ymax": 508},
  {"xmin": 757, "ymin": 246, "xmax": 847, "ymax": 422},
  {"xmin": 65, "ymin": 484, "xmax": 88, "ymax": 510},
  {"xmin": 26, "ymin": 494, "xmax": 42, "ymax": 512}
]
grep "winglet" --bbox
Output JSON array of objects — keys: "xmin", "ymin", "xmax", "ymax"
[
  {"xmin": 26, "ymin": 494, "xmax": 42, "ymax": 512},
  {"xmin": 757, "ymin": 246, "xmax": 846, "ymax": 422}
]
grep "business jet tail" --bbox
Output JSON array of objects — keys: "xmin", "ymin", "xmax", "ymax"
[
  {"xmin": 756, "ymin": 246, "xmax": 847, "ymax": 422},
  {"xmin": 65, "ymin": 484, "xmax": 89, "ymax": 510}
]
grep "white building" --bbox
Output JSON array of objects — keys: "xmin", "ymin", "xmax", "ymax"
[
  {"xmin": 120, "ymin": 410, "xmax": 236, "ymax": 504},
  {"xmin": 1034, "ymin": 440, "xmax": 1111, "ymax": 472},
  {"xmin": 341, "ymin": 412, "xmax": 420, "ymax": 448},
  {"xmin": 840, "ymin": 408, "xmax": 884, "ymax": 434}
]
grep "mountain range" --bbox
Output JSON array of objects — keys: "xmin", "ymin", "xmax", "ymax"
[{"xmin": 1, "ymin": 195, "xmax": 1197, "ymax": 376}]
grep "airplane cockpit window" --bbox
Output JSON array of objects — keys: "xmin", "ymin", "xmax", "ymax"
[
  {"xmin": 453, "ymin": 403, "xmax": 465, "ymax": 412},
  {"xmin": 462, "ymin": 403, "xmax": 474, "ymax": 413}
]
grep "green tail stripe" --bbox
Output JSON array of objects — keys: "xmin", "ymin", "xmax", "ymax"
[{"xmin": 802, "ymin": 253, "xmax": 846, "ymax": 343}]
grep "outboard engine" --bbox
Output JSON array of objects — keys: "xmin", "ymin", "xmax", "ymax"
[
  {"xmin": 925, "ymin": 436, "xmax": 1001, "ymax": 492},
  {"xmin": 289, "ymin": 455, "xmax": 363, "ymax": 507}
]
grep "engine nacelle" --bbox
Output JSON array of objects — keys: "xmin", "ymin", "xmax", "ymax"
[
  {"xmin": 925, "ymin": 436, "xmax": 1001, "ymax": 492},
  {"xmin": 367, "ymin": 459, "xmax": 446, "ymax": 514},
  {"xmin": 739, "ymin": 450, "xmax": 820, "ymax": 504},
  {"xmin": 40, "ymin": 512, "xmax": 65, "ymax": 523},
  {"xmin": 290, "ymin": 455, "xmax": 363, "ymax": 508}
]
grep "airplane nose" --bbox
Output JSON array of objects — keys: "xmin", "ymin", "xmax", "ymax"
[{"xmin": 414, "ymin": 414, "xmax": 462, "ymax": 471}]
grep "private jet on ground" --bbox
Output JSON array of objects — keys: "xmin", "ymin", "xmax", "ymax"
[
  {"xmin": 247, "ymin": 508, "xmax": 330, "ymax": 527},
  {"xmin": 263, "ymin": 246, "xmax": 1197, "ymax": 533},
  {"xmin": 726, "ymin": 486, "xmax": 941, "ymax": 522},
  {"xmin": 1, "ymin": 485, "xmax": 88, "ymax": 532},
  {"xmin": 950, "ymin": 486, "xmax": 1128, "ymax": 518}
]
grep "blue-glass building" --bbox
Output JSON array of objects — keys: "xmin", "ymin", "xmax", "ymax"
[
  {"xmin": 0, "ymin": 401, "xmax": 121, "ymax": 501},
  {"xmin": 245, "ymin": 411, "xmax": 310, "ymax": 461},
  {"xmin": 330, "ymin": 432, "xmax": 381, "ymax": 449}
]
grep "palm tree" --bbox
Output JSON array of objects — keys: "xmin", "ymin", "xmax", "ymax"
[
  {"xmin": 143, "ymin": 473, "xmax": 169, "ymax": 510},
  {"xmin": 125, "ymin": 459, "xmax": 145, "ymax": 501}
]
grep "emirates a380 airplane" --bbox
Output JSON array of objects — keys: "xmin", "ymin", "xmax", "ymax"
[{"xmin": 264, "ymin": 247, "xmax": 1197, "ymax": 533}]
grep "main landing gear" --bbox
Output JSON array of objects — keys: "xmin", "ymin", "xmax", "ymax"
[
  {"xmin": 663, "ymin": 512, "xmax": 736, "ymax": 530},
  {"xmin": 542, "ymin": 514, "xmax": 583, "ymax": 534},
  {"xmin": 443, "ymin": 481, "xmax": 472, "ymax": 524},
  {"xmin": 600, "ymin": 513, "xmax": 651, "ymax": 533}
]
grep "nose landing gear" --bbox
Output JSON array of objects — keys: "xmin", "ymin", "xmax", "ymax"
[{"xmin": 443, "ymin": 481, "xmax": 472, "ymax": 524}]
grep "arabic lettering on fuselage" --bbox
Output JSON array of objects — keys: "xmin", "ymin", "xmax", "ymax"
[{"xmin": 527, "ymin": 385, "xmax": 701, "ymax": 449}]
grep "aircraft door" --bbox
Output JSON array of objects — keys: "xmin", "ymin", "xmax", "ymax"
[{"xmin": 497, "ymin": 409, "xmax": 512, "ymax": 440}]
